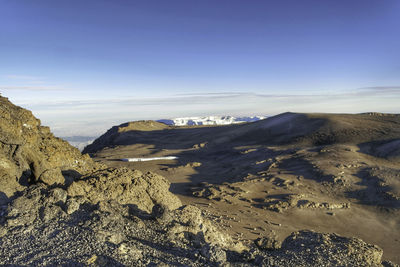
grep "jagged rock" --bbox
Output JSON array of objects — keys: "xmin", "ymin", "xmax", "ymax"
[
  {"xmin": 297, "ymin": 199, "xmax": 350, "ymax": 210},
  {"xmin": 165, "ymin": 205, "xmax": 240, "ymax": 251},
  {"xmin": 48, "ymin": 188, "xmax": 68, "ymax": 204},
  {"xmin": 5, "ymin": 184, "xmax": 67, "ymax": 227},
  {"xmin": 152, "ymin": 203, "xmax": 174, "ymax": 225},
  {"xmin": 38, "ymin": 168, "xmax": 65, "ymax": 186},
  {"xmin": 241, "ymin": 247, "xmax": 260, "ymax": 262},
  {"xmin": 256, "ymin": 230, "xmax": 385, "ymax": 266},
  {"xmin": 67, "ymin": 167, "xmax": 181, "ymax": 213},
  {"xmin": 142, "ymin": 171, "xmax": 183, "ymax": 211},
  {"xmin": 200, "ymin": 245, "xmax": 227, "ymax": 264},
  {"xmin": 66, "ymin": 196, "xmax": 84, "ymax": 214},
  {"xmin": 0, "ymin": 96, "xmax": 96, "ymax": 204},
  {"xmin": 117, "ymin": 243, "xmax": 143, "ymax": 261},
  {"xmin": 0, "ymin": 154, "xmax": 23, "ymax": 201},
  {"xmin": 41, "ymin": 204, "xmax": 65, "ymax": 223},
  {"xmin": 255, "ymin": 236, "xmax": 282, "ymax": 250},
  {"xmin": 87, "ymin": 255, "xmax": 123, "ymax": 267},
  {"xmin": 0, "ymin": 225, "xmax": 7, "ymax": 238},
  {"xmin": 5, "ymin": 184, "xmax": 45, "ymax": 227}
]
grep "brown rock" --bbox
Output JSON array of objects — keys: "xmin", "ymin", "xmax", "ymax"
[
  {"xmin": 255, "ymin": 236, "xmax": 282, "ymax": 250},
  {"xmin": 67, "ymin": 167, "xmax": 182, "ymax": 213},
  {"xmin": 0, "ymin": 96, "xmax": 97, "ymax": 204},
  {"xmin": 38, "ymin": 168, "xmax": 65, "ymax": 186}
]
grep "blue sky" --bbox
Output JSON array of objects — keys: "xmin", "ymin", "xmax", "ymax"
[{"xmin": 1, "ymin": 0, "xmax": 400, "ymax": 136}]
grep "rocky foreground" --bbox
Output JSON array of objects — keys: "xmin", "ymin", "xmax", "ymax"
[{"xmin": 0, "ymin": 96, "xmax": 397, "ymax": 266}]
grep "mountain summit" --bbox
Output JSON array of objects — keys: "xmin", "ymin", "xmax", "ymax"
[{"xmin": 157, "ymin": 115, "xmax": 266, "ymax": 126}]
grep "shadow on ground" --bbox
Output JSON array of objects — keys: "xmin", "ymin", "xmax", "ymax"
[{"xmin": 347, "ymin": 168, "xmax": 400, "ymax": 209}]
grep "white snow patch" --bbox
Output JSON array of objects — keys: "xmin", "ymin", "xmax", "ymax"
[
  {"xmin": 121, "ymin": 156, "xmax": 178, "ymax": 162},
  {"xmin": 157, "ymin": 115, "xmax": 266, "ymax": 126}
]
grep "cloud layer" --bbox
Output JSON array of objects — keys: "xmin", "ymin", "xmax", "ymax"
[{"xmin": 2, "ymin": 86, "xmax": 397, "ymax": 137}]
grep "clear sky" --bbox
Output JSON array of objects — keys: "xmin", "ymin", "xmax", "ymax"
[{"xmin": 1, "ymin": 0, "xmax": 400, "ymax": 136}]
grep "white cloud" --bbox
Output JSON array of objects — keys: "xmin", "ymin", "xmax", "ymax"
[
  {"xmin": 3, "ymin": 74, "xmax": 47, "ymax": 85},
  {"xmin": 0, "ymin": 86, "xmax": 65, "ymax": 91},
  {"xmin": 4, "ymin": 86, "xmax": 400, "ymax": 137},
  {"xmin": 0, "ymin": 74, "xmax": 68, "ymax": 91},
  {"xmin": 356, "ymin": 86, "xmax": 400, "ymax": 94},
  {"xmin": 5, "ymin": 74, "xmax": 45, "ymax": 80}
]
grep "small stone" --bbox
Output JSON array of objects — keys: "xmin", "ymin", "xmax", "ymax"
[
  {"xmin": 241, "ymin": 248, "xmax": 259, "ymax": 262},
  {"xmin": 118, "ymin": 243, "xmax": 143, "ymax": 260},
  {"xmin": 49, "ymin": 188, "xmax": 67, "ymax": 204},
  {"xmin": 201, "ymin": 245, "xmax": 226, "ymax": 263},
  {"xmin": 87, "ymin": 255, "xmax": 97, "ymax": 265},
  {"xmin": 255, "ymin": 236, "xmax": 282, "ymax": 250},
  {"xmin": 39, "ymin": 168, "xmax": 65, "ymax": 186},
  {"xmin": 41, "ymin": 205, "xmax": 64, "ymax": 223},
  {"xmin": 107, "ymin": 232, "xmax": 125, "ymax": 245},
  {"xmin": 132, "ymin": 216, "xmax": 146, "ymax": 229},
  {"xmin": 152, "ymin": 204, "xmax": 173, "ymax": 224},
  {"xmin": 0, "ymin": 226, "xmax": 7, "ymax": 237},
  {"xmin": 88, "ymin": 255, "xmax": 115, "ymax": 267},
  {"xmin": 66, "ymin": 198, "xmax": 81, "ymax": 214}
]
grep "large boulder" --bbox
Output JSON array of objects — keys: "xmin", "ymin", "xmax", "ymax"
[{"xmin": 67, "ymin": 167, "xmax": 181, "ymax": 212}]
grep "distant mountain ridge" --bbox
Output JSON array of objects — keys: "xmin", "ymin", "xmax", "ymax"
[
  {"xmin": 64, "ymin": 116, "xmax": 267, "ymax": 150},
  {"xmin": 157, "ymin": 115, "xmax": 267, "ymax": 126},
  {"xmin": 61, "ymin": 136, "xmax": 96, "ymax": 151}
]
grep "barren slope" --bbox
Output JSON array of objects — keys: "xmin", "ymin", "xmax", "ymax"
[{"xmin": 86, "ymin": 112, "xmax": 400, "ymax": 264}]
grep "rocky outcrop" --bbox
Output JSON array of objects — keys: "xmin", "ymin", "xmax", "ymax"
[
  {"xmin": 0, "ymin": 185, "xmax": 235, "ymax": 266},
  {"xmin": 0, "ymin": 184, "xmax": 391, "ymax": 266},
  {"xmin": 0, "ymin": 96, "xmax": 181, "ymax": 213},
  {"xmin": 152, "ymin": 204, "xmax": 241, "ymax": 251},
  {"xmin": 0, "ymin": 96, "xmax": 95, "ymax": 204},
  {"xmin": 67, "ymin": 167, "xmax": 181, "ymax": 213}
]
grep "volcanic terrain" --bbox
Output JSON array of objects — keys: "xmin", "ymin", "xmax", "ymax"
[
  {"xmin": 0, "ymin": 95, "xmax": 398, "ymax": 266},
  {"xmin": 84, "ymin": 112, "xmax": 400, "ymax": 265}
]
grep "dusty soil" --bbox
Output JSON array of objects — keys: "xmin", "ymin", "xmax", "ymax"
[{"xmin": 85, "ymin": 112, "xmax": 400, "ymax": 264}]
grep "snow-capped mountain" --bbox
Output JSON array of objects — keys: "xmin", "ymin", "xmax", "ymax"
[{"xmin": 157, "ymin": 115, "xmax": 267, "ymax": 126}]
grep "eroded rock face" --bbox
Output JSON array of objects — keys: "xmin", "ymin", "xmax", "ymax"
[
  {"xmin": 0, "ymin": 96, "xmax": 181, "ymax": 214},
  {"xmin": 0, "ymin": 96, "xmax": 94, "ymax": 203}
]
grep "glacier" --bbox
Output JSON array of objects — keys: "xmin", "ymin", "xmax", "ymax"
[{"xmin": 157, "ymin": 115, "xmax": 266, "ymax": 126}]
